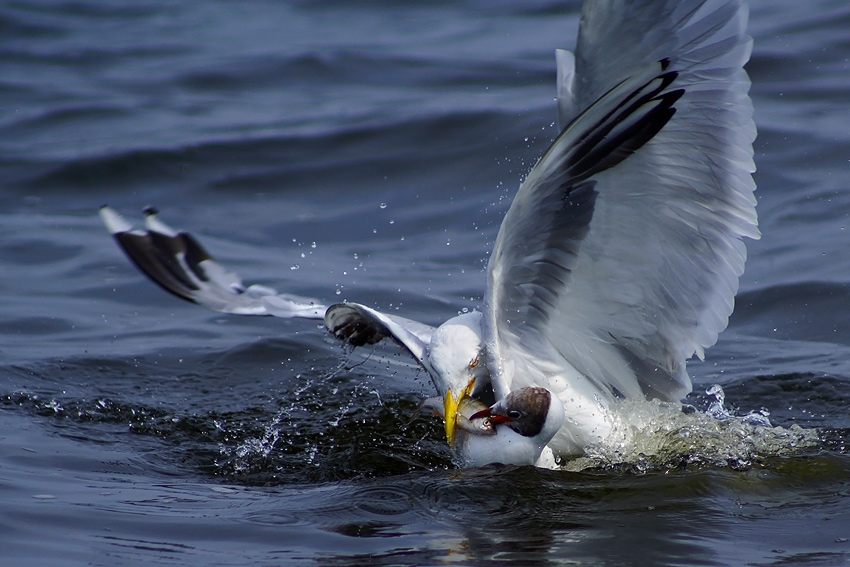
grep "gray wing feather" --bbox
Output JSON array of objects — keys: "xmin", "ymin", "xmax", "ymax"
[
  {"xmin": 555, "ymin": 48, "xmax": 578, "ymax": 130},
  {"xmin": 574, "ymin": 0, "xmax": 748, "ymax": 110},
  {"xmin": 485, "ymin": 0, "xmax": 756, "ymax": 404}
]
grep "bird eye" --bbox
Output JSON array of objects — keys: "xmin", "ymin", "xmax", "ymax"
[
  {"xmin": 507, "ymin": 410, "xmax": 522, "ymax": 420},
  {"xmin": 468, "ymin": 356, "xmax": 479, "ymax": 370}
]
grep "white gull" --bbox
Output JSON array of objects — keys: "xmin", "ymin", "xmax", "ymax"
[{"xmin": 100, "ymin": 0, "xmax": 758, "ymax": 468}]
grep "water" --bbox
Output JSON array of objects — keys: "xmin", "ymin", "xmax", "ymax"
[{"xmin": 2, "ymin": 0, "xmax": 850, "ymax": 565}]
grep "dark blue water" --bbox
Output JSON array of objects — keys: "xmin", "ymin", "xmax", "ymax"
[{"xmin": 3, "ymin": 1, "xmax": 850, "ymax": 565}]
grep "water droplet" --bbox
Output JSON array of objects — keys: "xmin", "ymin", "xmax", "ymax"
[
  {"xmin": 290, "ymin": 264, "xmax": 300, "ymax": 270},
  {"xmin": 380, "ymin": 203, "xmax": 387, "ymax": 209}
]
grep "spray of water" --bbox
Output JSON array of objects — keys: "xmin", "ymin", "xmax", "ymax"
[{"xmin": 563, "ymin": 385, "xmax": 820, "ymax": 473}]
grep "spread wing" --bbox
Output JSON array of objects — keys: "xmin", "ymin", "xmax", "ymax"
[
  {"xmin": 99, "ymin": 206, "xmax": 327, "ymax": 318},
  {"xmin": 100, "ymin": 206, "xmax": 435, "ymax": 360},
  {"xmin": 484, "ymin": 0, "xmax": 757, "ymax": 404}
]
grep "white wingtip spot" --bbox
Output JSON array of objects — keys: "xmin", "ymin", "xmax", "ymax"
[
  {"xmin": 99, "ymin": 206, "xmax": 134, "ymax": 234},
  {"xmin": 144, "ymin": 209, "xmax": 179, "ymax": 236}
]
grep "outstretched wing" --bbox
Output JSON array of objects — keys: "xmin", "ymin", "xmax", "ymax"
[
  {"xmin": 325, "ymin": 303, "xmax": 434, "ymax": 369},
  {"xmin": 100, "ymin": 206, "xmax": 326, "ymax": 318},
  {"xmin": 485, "ymin": 0, "xmax": 757, "ymax": 404},
  {"xmin": 100, "ymin": 206, "xmax": 435, "ymax": 362},
  {"xmin": 574, "ymin": 0, "xmax": 750, "ymax": 115}
]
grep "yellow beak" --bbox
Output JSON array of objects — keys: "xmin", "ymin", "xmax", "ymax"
[{"xmin": 444, "ymin": 378, "xmax": 476, "ymax": 447}]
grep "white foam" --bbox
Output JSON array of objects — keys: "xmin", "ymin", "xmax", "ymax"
[{"xmin": 562, "ymin": 393, "xmax": 819, "ymax": 472}]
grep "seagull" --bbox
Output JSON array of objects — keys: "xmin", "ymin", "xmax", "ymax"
[{"xmin": 100, "ymin": 0, "xmax": 757, "ymax": 468}]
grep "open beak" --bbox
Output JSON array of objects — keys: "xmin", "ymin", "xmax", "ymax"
[
  {"xmin": 444, "ymin": 378, "xmax": 476, "ymax": 447},
  {"xmin": 470, "ymin": 406, "xmax": 513, "ymax": 425}
]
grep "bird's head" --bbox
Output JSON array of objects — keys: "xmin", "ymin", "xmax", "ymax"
[
  {"xmin": 426, "ymin": 312, "xmax": 490, "ymax": 448},
  {"xmin": 470, "ymin": 387, "xmax": 565, "ymax": 449}
]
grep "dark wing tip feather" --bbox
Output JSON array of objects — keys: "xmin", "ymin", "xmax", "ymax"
[
  {"xmin": 180, "ymin": 232, "xmax": 215, "ymax": 283},
  {"xmin": 101, "ymin": 206, "xmax": 332, "ymax": 320},
  {"xmin": 101, "ymin": 206, "xmax": 207, "ymax": 304},
  {"xmin": 113, "ymin": 230, "xmax": 202, "ymax": 303}
]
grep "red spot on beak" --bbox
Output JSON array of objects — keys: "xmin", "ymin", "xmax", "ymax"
[{"xmin": 470, "ymin": 408, "xmax": 513, "ymax": 424}]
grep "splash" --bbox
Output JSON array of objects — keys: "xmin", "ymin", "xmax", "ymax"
[
  {"xmin": 223, "ymin": 408, "xmax": 287, "ymax": 473},
  {"xmin": 562, "ymin": 385, "xmax": 820, "ymax": 473}
]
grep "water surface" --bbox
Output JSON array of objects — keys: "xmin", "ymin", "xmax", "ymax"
[{"xmin": 2, "ymin": 1, "xmax": 850, "ymax": 565}]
